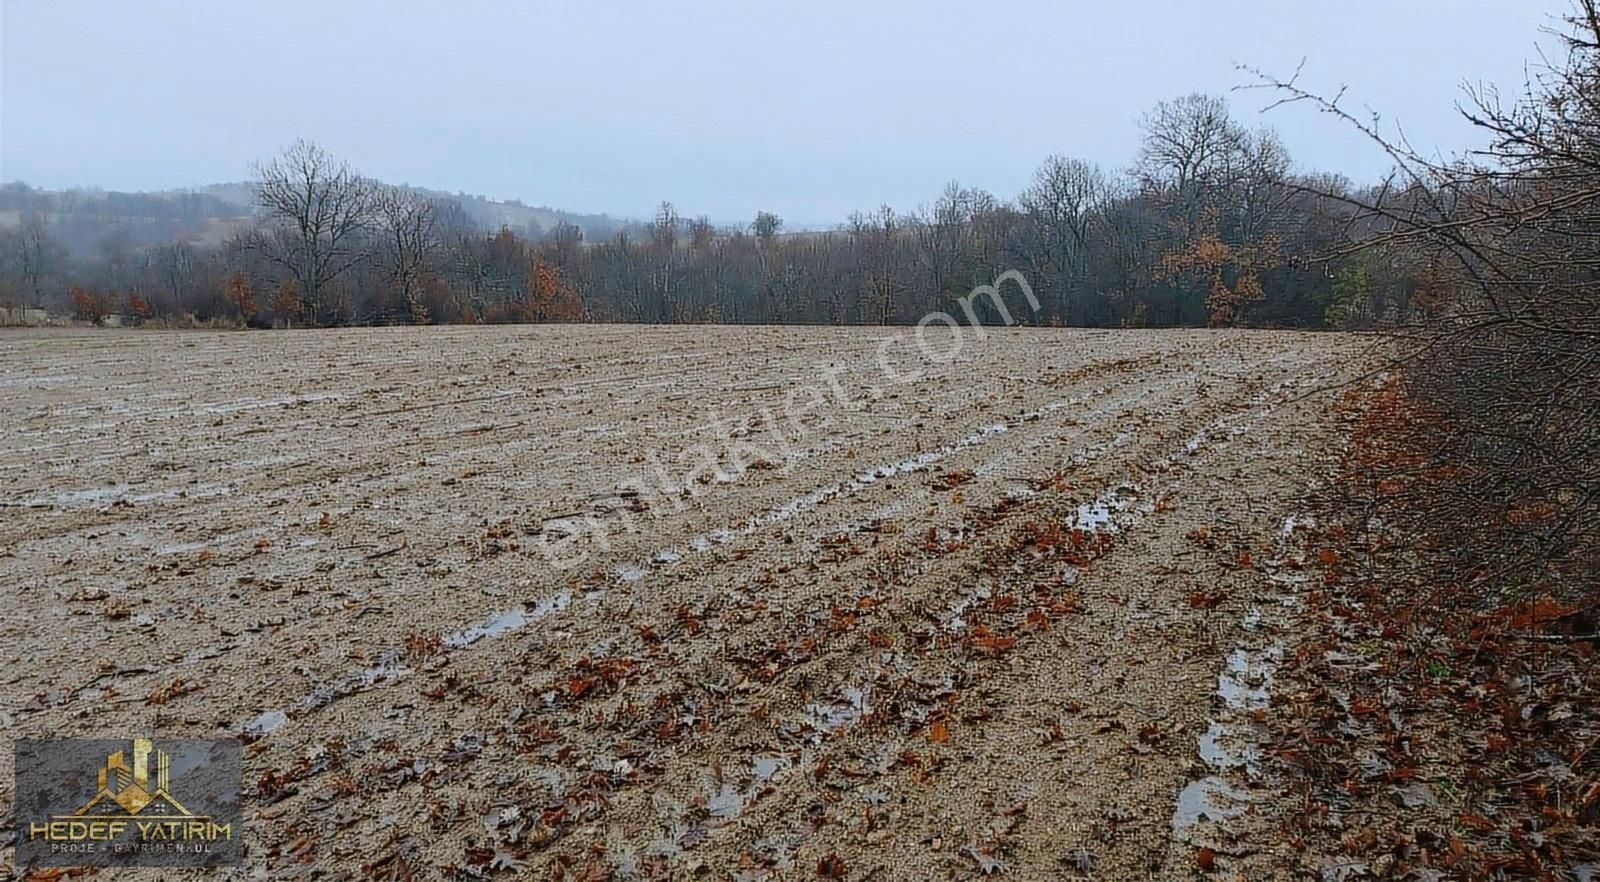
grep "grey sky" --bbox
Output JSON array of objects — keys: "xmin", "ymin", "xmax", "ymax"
[{"xmin": 0, "ymin": 0, "xmax": 1559, "ymax": 225}]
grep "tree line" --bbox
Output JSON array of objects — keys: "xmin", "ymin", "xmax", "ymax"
[
  {"xmin": 1259, "ymin": 0, "xmax": 1600, "ymax": 607},
  {"xmin": 1, "ymin": 94, "xmax": 1429, "ymax": 329}
]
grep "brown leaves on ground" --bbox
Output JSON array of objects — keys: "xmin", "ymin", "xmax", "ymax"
[
  {"xmin": 816, "ymin": 853, "xmax": 849, "ymax": 878},
  {"xmin": 931, "ymin": 469, "xmax": 975, "ymax": 492},
  {"xmin": 1187, "ymin": 589, "xmax": 1226, "ymax": 610},
  {"xmin": 967, "ymin": 625, "xmax": 1017, "ymax": 657},
  {"xmin": 559, "ymin": 656, "xmax": 639, "ymax": 702},
  {"xmin": 1267, "ymin": 377, "xmax": 1600, "ymax": 880},
  {"xmin": 145, "ymin": 677, "xmax": 201, "ymax": 704},
  {"xmin": 403, "ymin": 629, "xmax": 443, "ymax": 662},
  {"xmin": 1498, "ymin": 597, "xmax": 1582, "ymax": 633}
]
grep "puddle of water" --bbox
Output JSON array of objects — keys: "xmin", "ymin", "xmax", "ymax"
[
  {"xmin": 1074, "ymin": 502, "xmax": 1117, "ymax": 531},
  {"xmin": 36, "ymin": 485, "xmax": 130, "ymax": 507},
  {"xmin": 198, "ymin": 391, "xmax": 344, "ymax": 415},
  {"xmin": 759, "ymin": 485, "xmax": 841, "ymax": 527},
  {"xmin": 243, "ymin": 591, "xmax": 572, "ymax": 740},
  {"xmin": 844, "ymin": 432, "xmax": 994, "ymax": 491},
  {"xmin": 752, "ymin": 755, "xmax": 788, "ymax": 780},
  {"xmin": 444, "ymin": 592, "xmax": 572, "ymax": 649},
  {"xmin": 301, "ymin": 655, "xmax": 414, "ymax": 713},
  {"xmin": 242, "ymin": 709, "xmax": 287, "ymax": 740},
  {"xmin": 703, "ymin": 754, "xmax": 792, "ymax": 820},
  {"xmin": 1070, "ymin": 484, "xmax": 1140, "ymax": 533},
  {"xmin": 1217, "ymin": 645, "xmax": 1282, "ymax": 710},
  {"xmin": 0, "ymin": 374, "xmax": 77, "ymax": 389},
  {"xmin": 761, "ymin": 424, "xmax": 1008, "ymax": 528},
  {"xmin": 805, "ymin": 686, "xmax": 869, "ymax": 736},
  {"xmin": 155, "ymin": 526, "xmax": 270, "ymax": 556},
  {"xmin": 24, "ymin": 482, "xmax": 234, "ymax": 509},
  {"xmin": 1197, "ymin": 721, "xmax": 1261, "ymax": 771},
  {"xmin": 1172, "ymin": 777, "xmax": 1249, "ymax": 834},
  {"xmin": 1280, "ymin": 514, "xmax": 1316, "ymax": 535},
  {"xmin": 688, "ymin": 529, "xmax": 737, "ymax": 552},
  {"xmin": 1172, "ymin": 506, "xmax": 1313, "ymax": 847},
  {"xmin": 610, "ymin": 422, "xmax": 1017, "ymax": 587},
  {"xmin": 707, "ymin": 782, "xmax": 743, "ymax": 818}
]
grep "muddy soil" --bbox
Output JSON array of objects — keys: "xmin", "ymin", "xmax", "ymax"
[{"xmin": 0, "ymin": 325, "xmax": 1374, "ymax": 880}]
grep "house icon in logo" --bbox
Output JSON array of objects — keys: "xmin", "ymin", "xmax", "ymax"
[
  {"xmin": 73, "ymin": 738, "xmax": 191, "ymax": 817},
  {"xmin": 19, "ymin": 735, "xmax": 241, "ymax": 867}
]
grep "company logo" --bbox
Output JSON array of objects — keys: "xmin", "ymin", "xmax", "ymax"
[{"xmin": 16, "ymin": 738, "xmax": 243, "ymax": 867}]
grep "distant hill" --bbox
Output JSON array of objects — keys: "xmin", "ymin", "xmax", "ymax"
[
  {"xmin": 0, "ymin": 180, "xmax": 638, "ymax": 257},
  {"xmin": 195, "ymin": 182, "xmax": 635, "ymax": 240}
]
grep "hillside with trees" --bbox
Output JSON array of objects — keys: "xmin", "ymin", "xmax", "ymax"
[{"xmin": 3, "ymin": 94, "xmax": 1417, "ymax": 330}]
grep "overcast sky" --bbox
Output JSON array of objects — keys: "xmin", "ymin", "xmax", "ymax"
[{"xmin": 0, "ymin": 0, "xmax": 1560, "ymax": 224}]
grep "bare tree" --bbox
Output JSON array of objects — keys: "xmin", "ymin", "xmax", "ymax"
[
  {"xmin": 853, "ymin": 205, "xmax": 903, "ymax": 325},
  {"xmin": 752, "ymin": 211, "xmax": 782, "ymax": 247},
  {"xmin": 1021, "ymin": 156, "xmax": 1108, "ymax": 320},
  {"xmin": 648, "ymin": 202, "xmax": 679, "ymax": 321},
  {"xmin": 912, "ymin": 181, "xmax": 976, "ymax": 303},
  {"xmin": 373, "ymin": 187, "xmax": 438, "ymax": 324},
  {"xmin": 12, "ymin": 214, "xmax": 60, "ymax": 308},
  {"xmin": 1230, "ymin": 129, "xmax": 1293, "ymax": 244},
  {"xmin": 251, "ymin": 140, "xmax": 373, "ymax": 324},
  {"xmin": 546, "ymin": 222, "xmax": 583, "ymax": 264},
  {"xmin": 1137, "ymin": 94, "xmax": 1244, "ymax": 191},
  {"xmin": 1247, "ymin": 0, "xmax": 1600, "ymax": 609},
  {"xmin": 149, "ymin": 241, "xmax": 196, "ymax": 311},
  {"xmin": 752, "ymin": 211, "xmax": 782, "ymax": 284}
]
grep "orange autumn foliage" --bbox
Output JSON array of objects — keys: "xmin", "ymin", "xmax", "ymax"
[
  {"xmin": 522, "ymin": 258, "xmax": 583, "ymax": 322},
  {"xmin": 225, "ymin": 272, "xmax": 257, "ymax": 319},
  {"xmin": 1158, "ymin": 234, "xmax": 1278, "ymax": 326}
]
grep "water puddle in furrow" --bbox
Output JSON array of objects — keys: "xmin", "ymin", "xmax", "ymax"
[
  {"xmin": 241, "ymin": 591, "xmax": 572, "ymax": 740},
  {"xmin": 633, "ymin": 752, "xmax": 804, "ymax": 871},
  {"xmin": 941, "ymin": 480, "xmax": 1143, "ymax": 631},
  {"xmin": 19, "ymin": 482, "xmax": 235, "ymax": 509},
  {"xmin": 803, "ymin": 685, "xmax": 870, "ymax": 738},
  {"xmin": 597, "ymin": 379, "xmax": 1193, "ymax": 586},
  {"xmin": 1072, "ymin": 482, "xmax": 1141, "ymax": 532},
  {"xmin": 603, "ymin": 422, "xmax": 1012, "ymax": 584},
  {"xmin": 942, "ymin": 401, "xmax": 1235, "ymax": 635},
  {"xmin": 1171, "ymin": 646, "xmax": 1283, "ymax": 836},
  {"xmin": 1171, "ymin": 515, "xmax": 1306, "ymax": 843},
  {"xmin": 198, "ymin": 391, "xmax": 346, "ymax": 415},
  {"xmin": 704, "ymin": 754, "xmax": 793, "ymax": 820}
]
